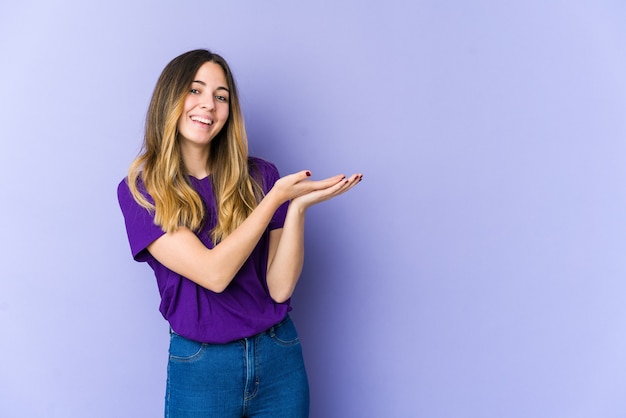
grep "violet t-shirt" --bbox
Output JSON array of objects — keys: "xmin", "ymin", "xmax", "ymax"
[{"xmin": 117, "ymin": 157, "xmax": 290, "ymax": 343}]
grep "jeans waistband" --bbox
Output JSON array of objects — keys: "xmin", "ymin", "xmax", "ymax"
[{"xmin": 169, "ymin": 314, "xmax": 291, "ymax": 342}]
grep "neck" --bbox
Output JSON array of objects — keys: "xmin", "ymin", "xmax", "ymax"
[{"xmin": 181, "ymin": 144, "xmax": 210, "ymax": 179}]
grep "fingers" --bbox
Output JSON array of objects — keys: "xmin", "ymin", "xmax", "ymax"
[
  {"xmin": 290, "ymin": 172, "xmax": 363, "ymax": 209},
  {"xmin": 307, "ymin": 173, "xmax": 362, "ymax": 196},
  {"xmin": 305, "ymin": 174, "xmax": 346, "ymax": 190},
  {"xmin": 275, "ymin": 170, "xmax": 362, "ymax": 204},
  {"xmin": 330, "ymin": 173, "xmax": 363, "ymax": 195},
  {"xmin": 288, "ymin": 170, "xmax": 359, "ymax": 187}
]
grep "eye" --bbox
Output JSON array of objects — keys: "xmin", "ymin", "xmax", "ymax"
[
  {"xmin": 215, "ymin": 95, "xmax": 229, "ymax": 103},
  {"xmin": 189, "ymin": 88, "xmax": 200, "ymax": 94}
]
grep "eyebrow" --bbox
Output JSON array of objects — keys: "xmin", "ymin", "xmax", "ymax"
[{"xmin": 192, "ymin": 80, "xmax": 230, "ymax": 92}]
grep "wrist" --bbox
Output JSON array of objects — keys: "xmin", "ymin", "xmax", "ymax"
[
  {"xmin": 264, "ymin": 188, "xmax": 287, "ymax": 209},
  {"xmin": 288, "ymin": 199, "xmax": 307, "ymax": 215}
]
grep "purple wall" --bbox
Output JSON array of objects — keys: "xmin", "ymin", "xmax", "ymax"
[{"xmin": 2, "ymin": 1, "xmax": 626, "ymax": 417}]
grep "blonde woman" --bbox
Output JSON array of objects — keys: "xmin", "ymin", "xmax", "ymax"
[{"xmin": 117, "ymin": 49, "xmax": 362, "ymax": 417}]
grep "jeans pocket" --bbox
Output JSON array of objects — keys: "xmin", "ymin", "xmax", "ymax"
[
  {"xmin": 169, "ymin": 333, "xmax": 206, "ymax": 362},
  {"xmin": 269, "ymin": 317, "xmax": 300, "ymax": 347}
]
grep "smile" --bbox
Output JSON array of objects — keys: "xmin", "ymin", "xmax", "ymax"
[{"xmin": 191, "ymin": 116, "xmax": 213, "ymax": 125}]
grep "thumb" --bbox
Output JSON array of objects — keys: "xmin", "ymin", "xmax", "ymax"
[{"xmin": 294, "ymin": 170, "xmax": 312, "ymax": 181}]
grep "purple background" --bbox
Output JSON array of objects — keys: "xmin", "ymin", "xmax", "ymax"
[{"xmin": 2, "ymin": 1, "xmax": 626, "ymax": 417}]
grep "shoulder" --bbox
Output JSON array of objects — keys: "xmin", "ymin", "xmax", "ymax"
[
  {"xmin": 248, "ymin": 157, "xmax": 281, "ymax": 186},
  {"xmin": 248, "ymin": 156, "xmax": 279, "ymax": 174},
  {"xmin": 117, "ymin": 177, "xmax": 131, "ymax": 202},
  {"xmin": 117, "ymin": 175, "xmax": 153, "ymax": 207}
]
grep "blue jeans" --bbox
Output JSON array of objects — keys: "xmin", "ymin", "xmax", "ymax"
[{"xmin": 165, "ymin": 315, "xmax": 309, "ymax": 417}]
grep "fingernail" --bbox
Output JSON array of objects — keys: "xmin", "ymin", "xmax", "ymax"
[{"xmin": 306, "ymin": 171, "xmax": 311, "ymax": 177}]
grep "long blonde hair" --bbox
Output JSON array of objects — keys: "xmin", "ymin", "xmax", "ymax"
[{"xmin": 127, "ymin": 49, "xmax": 263, "ymax": 243}]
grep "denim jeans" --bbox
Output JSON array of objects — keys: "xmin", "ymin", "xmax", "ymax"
[{"xmin": 165, "ymin": 315, "xmax": 309, "ymax": 417}]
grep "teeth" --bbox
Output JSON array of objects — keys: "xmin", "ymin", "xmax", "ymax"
[{"xmin": 191, "ymin": 116, "xmax": 212, "ymax": 125}]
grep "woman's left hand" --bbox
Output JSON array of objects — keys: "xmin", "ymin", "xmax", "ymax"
[{"xmin": 290, "ymin": 173, "xmax": 363, "ymax": 211}]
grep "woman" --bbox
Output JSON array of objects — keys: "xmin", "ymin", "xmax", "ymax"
[{"xmin": 117, "ymin": 49, "xmax": 362, "ymax": 417}]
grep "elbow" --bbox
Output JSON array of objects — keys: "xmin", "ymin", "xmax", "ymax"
[
  {"xmin": 197, "ymin": 272, "xmax": 231, "ymax": 294},
  {"xmin": 271, "ymin": 294, "xmax": 291, "ymax": 304},
  {"xmin": 269, "ymin": 287, "xmax": 295, "ymax": 304},
  {"xmin": 209, "ymin": 282, "xmax": 229, "ymax": 294},
  {"xmin": 266, "ymin": 271, "xmax": 300, "ymax": 303}
]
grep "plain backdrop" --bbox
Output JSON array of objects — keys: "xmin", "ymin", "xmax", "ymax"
[{"xmin": 1, "ymin": 1, "xmax": 626, "ymax": 417}]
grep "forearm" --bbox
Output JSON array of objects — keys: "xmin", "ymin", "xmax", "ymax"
[
  {"xmin": 148, "ymin": 190, "xmax": 285, "ymax": 292},
  {"xmin": 206, "ymin": 192, "xmax": 286, "ymax": 287},
  {"xmin": 147, "ymin": 171, "xmax": 351, "ymax": 293},
  {"xmin": 264, "ymin": 173, "xmax": 362, "ymax": 301},
  {"xmin": 266, "ymin": 204, "xmax": 306, "ymax": 303}
]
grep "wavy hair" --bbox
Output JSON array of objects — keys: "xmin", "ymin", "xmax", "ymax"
[{"xmin": 127, "ymin": 49, "xmax": 262, "ymax": 243}]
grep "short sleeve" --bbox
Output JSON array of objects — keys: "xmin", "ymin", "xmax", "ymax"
[
  {"xmin": 117, "ymin": 178, "xmax": 166, "ymax": 262},
  {"xmin": 251, "ymin": 157, "xmax": 288, "ymax": 230}
]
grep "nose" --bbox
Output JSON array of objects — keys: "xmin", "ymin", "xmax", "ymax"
[{"xmin": 201, "ymin": 97, "xmax": 215, "ymax": 111}]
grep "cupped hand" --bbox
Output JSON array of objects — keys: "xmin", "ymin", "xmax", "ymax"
[
  {"xmin": 270, "ymin": 170, "xmax": 349, "ymax": 203},
  {"xmin": 290, "ymin": 173, "xmax": 363, "ymax": 210}
]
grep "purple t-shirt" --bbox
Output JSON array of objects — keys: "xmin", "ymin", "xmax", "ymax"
[{"xmin": 117, "ymin": 157, "xmax": 290, "ymax": 343}]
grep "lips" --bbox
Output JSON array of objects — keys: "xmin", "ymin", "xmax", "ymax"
[{"xmin": 190, "ymin": 115, "xmax": 213, "ymax": 125}]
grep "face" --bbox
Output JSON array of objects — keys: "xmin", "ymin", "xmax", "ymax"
[{"xmin": 177, "ymin": 61, "xmax": 230, "ymax": 151}]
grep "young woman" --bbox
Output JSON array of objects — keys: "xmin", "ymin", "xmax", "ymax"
[{"xmin": 117, "ymin": 49, "xmax": 362, "ymax": 417}]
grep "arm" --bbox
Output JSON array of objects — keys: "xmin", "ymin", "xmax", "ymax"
[
  {"xmin": 146, "ymin": 171, "xmax": 347, "ymax": 293},
  {"xmin": 266, "ymin": 173, "xmax": 363, "ymax": 302}
]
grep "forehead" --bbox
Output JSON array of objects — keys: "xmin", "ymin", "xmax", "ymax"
[{"xmin": 193, "ymin": 61, "xmax": 228, "ymax": 86}]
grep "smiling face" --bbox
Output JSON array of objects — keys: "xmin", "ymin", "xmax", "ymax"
[{"xmin": 177, "ymin": 61, "xmax": 230, "ymax": 153}]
